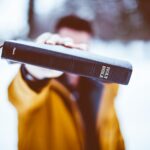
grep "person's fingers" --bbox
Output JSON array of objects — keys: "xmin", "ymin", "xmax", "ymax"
[
  {"xmin": 36, "ymin": 32, "xmax": 52, "ymax": 44},
  {"xmin": 45, "ymin": 39, "xmax": 56, "ymax": 45},
  {"xmin": 74, "ymin": 43, "xmax": 88, "ymax": 50},
  {"xmin": 63, "ymin": 37, "xmax": 74, "ymax": 45},
  {"xmin": 36, "ymin": 33, "xmax": 88, "ymax": 51},
  {"xmin": 62, "ymin": 37, "xmax": 75, "ymax": 48},
  {"xmin": 45, "ymin": 34, "xmax": 63, "ymax": 45},
  {"xmin": 45, "ymin": 35, "xmax": 75, "ymax": 48},
  {"xmin": 60, "ymin": 37, "xmax": 88, "ymax": 50}
]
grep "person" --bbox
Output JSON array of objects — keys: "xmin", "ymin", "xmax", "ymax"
[
  {"xmin": 8, "ymin": 34, "xmax": 85, "ymax": 150},
  {"xmin": 55, "ymin": 15, "xmax": 102, "ymax": 114},
  {"xmin": 55, "ymin": 15, "xmax": 103, "ymax": 150},
  {"xmin": 8, "ymin": 15, "xmax": 124, "ymax": 150}
]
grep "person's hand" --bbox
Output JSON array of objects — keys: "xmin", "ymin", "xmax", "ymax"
[
  {"xmin": 36, "ymin": 32, "xmax": 88, "ymax": 50},
  {"xmin": 25, "ymin": 32, "xmax": 88, "ymax": 79}
]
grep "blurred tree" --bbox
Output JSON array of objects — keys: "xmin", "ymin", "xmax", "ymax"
[
  {"xmin": 28, "ymin": 0, "xmax": 35, "ymax": 38},
  {"xmin": 138, "ymin": 0, "xmax": 150, "ymax": 40},
  {"xmin": 62, "ymin": 0, "xmax": 150, "ymax": 41},
  {"xmin": 28, "ymin": 0, "xmax": 150, "ymax": 40}
]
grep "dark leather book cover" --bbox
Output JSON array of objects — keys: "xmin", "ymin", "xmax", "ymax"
[{"xmin": 1, "ymin": 40, "xmax": 132, "ymax": 85}]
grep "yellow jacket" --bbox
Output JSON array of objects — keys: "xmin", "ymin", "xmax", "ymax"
[
  {"xmin": 8, "ymin": 71, "xmax": 124, "ymax": 150},
  {"xmin": 8, "ymin": 71, "xmax": 84, "ymax": 150},
  {"xmin": 97, "ymin": 84, "xmax": 125, "ymax": 150}
]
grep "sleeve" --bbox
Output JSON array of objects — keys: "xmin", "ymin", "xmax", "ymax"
[
  {"xmin": 8, "ymin": 70, "xmax": 85, "ymax": 150},
  {"xmin": 20, "ymin": 65, "xmax": 50, "ymax": 93},
  {"xmin": 97, "ymin": 83, "xmax": 125, "ymax": 150},
  {"xmin": 8, "ymin": 69, "xmax": 50, "ymax": 113}
]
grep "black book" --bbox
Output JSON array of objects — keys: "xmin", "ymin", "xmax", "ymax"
[{"xmin": 1, "ymin": 40, "xmax": 132, "ymax": 85}]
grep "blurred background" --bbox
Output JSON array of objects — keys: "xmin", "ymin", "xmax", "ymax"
[{"xmin": 0, "ymin": 0, "xmax": 150, "ymax": 149}]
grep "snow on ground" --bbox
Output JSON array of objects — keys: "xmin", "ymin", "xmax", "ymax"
[
  {"xmin": 116, "ymin": 61, "xmax": 150, "ymax": 150},
  {"xmin": 0, "ymin": 0, "xmax": 29, "ymax": 40},
  {"xmin": 0, "ymin": 0, "xmax": 28, "ymax": 149},
  {"xmin": 0, "ymin": 60, "xmax": 20, "ymax": 150}
]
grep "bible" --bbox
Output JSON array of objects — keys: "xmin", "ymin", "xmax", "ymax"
[{"xmin": 1, "ymin": 40, "xmax": 132, "ymax": 85}]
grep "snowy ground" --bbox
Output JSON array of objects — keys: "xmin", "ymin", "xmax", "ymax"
[
  {"xmin": 0, "ymin": 60, "xmax": 19, "ymax": 150},
  {"xmin": 116, "ymin": 61, "xmax": 150, "ymax": 150}
]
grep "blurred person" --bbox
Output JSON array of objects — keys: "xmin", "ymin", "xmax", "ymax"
[
  {"xmin": 8, "ymin": 15, "xmax": 124, "ymax": 150},
  {"xmin": 8, "ymin": 33, "xmax": 84, "ymax": 150},
  {"xmin": 55, "ymin": 15, "xmax": 102, "ymax": 150},
  {"xmin": 55, "ymin": 15, "xmax": 125, "ymax": 150}
]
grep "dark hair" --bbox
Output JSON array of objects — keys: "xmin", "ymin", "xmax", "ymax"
[{"xmin": 55, "ymin": 15, "xmax": 93, "ymax": 35}]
